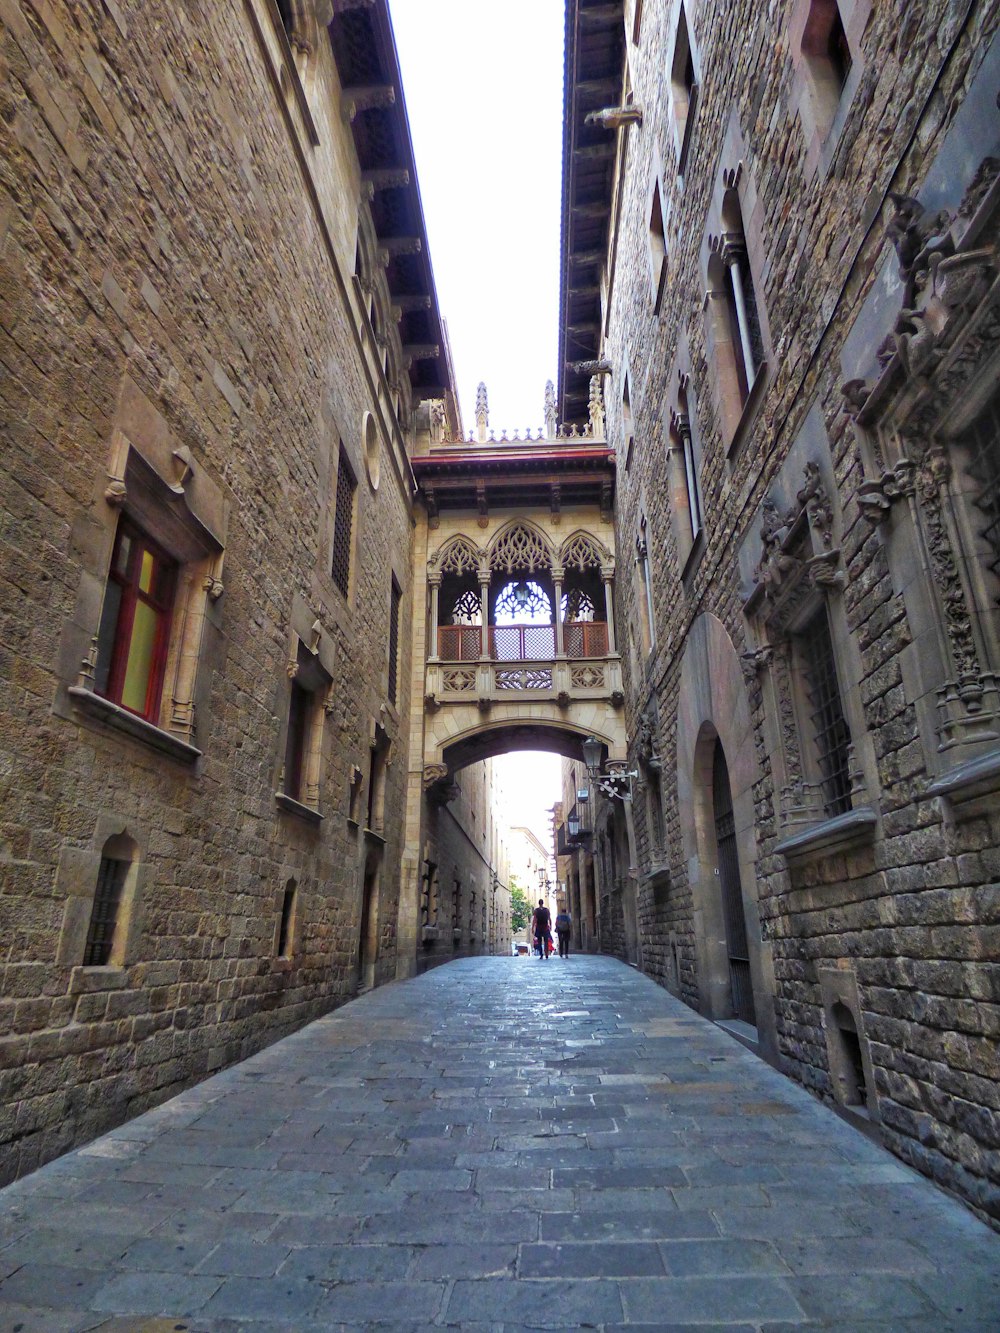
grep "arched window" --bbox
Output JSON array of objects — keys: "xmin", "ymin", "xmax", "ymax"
[
  {"xmin": 84, "ymin": 833, "xmax": 138, "ymax": 967},
  {"xmin": 801, "ymin": 1, "xmax": 852, "ymax": 101},
  {"xmin": 670, "ymin": 3, "xmax": 698, "ymax": 174},
  {"xmin": 719, "ymin": 191, "xmax": 765, "ymax": 406}
]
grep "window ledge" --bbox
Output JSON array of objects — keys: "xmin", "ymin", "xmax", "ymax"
[
  {"xmin": 726, "ymin": 361, "xmax": 769, "ymax": 460},
  {"xmin": 775, "ymin": 806, "xmax": 877, "ymax": 863},
  {"xmin": 274, "ymin": 792, "xmax": 323, "ymax": 825},
  {"xmin": 69, "ymin": 965, "xmax": 128, "ymax": 994},
  {"xmin": 363, "ymin": 828, "xmax": 386, "ymax": 845},
  {"xmin": 927, "ymin": 746, "xmax": 1000, "ymax": 819},
  {"xmin": 68, "ymin": 688, "xmax": 201, "ymax": 765}
]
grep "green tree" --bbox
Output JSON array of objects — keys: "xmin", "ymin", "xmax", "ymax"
[{"xmin": 509, "ymin": 877, "xmax": 531, "ymax": 933}]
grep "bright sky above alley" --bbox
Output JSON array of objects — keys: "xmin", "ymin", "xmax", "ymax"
[
  {"xmin": 391, "ymin": 0, "xmax": 567, "ymax": 846},
  {"xmin": 391, "ymin": 0, "xmax": 566, "ymax": 437}
]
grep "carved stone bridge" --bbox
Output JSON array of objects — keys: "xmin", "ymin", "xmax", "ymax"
[{"xmin": 413, "ymin": 382, "xmax": 626, "ymax": 784}]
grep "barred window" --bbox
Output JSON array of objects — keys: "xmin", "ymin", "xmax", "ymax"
[
  {"xmin": 83, "ymin": 856, "xmax": 129, "ymax": 966},
  {"xmin": 388, "ymin": 577, "xmax": 401, "ymax": 705},
  {"xmin": 277, "ymin": 879, "xmax": 296, "ymax": 958},
  {"xmin": 798, "ymin": 608, "xmax": 852, "ymax": 816},
  {"xmin": 331, "ymin": 446, "xmax": 356, "ymax": 597}
]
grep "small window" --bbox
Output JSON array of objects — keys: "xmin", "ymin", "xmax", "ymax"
[
  {"xmin": 331, "ymin": 445, "xmax": 357, "ymax": 598},
  {"xmin": 715, "ymin": 190, "xmax": 766, "ymax": 412},
  {"xmin": 276, "ymin": 0, "xmax": 294, "ymax": 39},
  {"xmin": 387, "ymin": 577, "xmax": 401, "ymax": 706},
  {"xmin": 279, "ymin": 646, "xmax": 331, "ymax": 816},
  {"xmin": 277, "ymin": 879, "xmax": 297, "ymax": 958},
  {"xmin": 802, "ymin": 0, "xmax": 852, "ymax": 97},
  {"xmin": 648, "ymin": 180, "xmax": 667, "ymax": 311},
  {"xmin": 95, "ymin": 520, "xmax": 177, "ymax": 722},
  {"xmin": 635, "ymin": 516, "xmax": 655, "ymax": 653},
  {"xmin": 797, "ymin": 607, "xmax": 852, "ymax": 816},
  {"xmin": 670, "ymin": 4, "xmax": 698, "ymax": 174},
  {"xmin": 83, "ymin": 855, "xmax": 129, "ymax": 966}
]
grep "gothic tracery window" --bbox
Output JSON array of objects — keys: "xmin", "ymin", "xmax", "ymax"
[{"xmin": 450, "ymin": 590, "xmax": 482, "ymax": 625}]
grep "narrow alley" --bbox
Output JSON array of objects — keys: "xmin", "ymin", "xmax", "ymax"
[{"xmin": 1, "ymin": 956, "xmax": 997, "ymax": 1331}]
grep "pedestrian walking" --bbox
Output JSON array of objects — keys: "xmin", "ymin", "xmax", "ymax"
[
  {"xmin": 531, "ymin": 899, "xmax": 552, "ymax": 962},
  {"xmin": 555, "ymin": 908, "xmax": 572, "ymax": 958}
]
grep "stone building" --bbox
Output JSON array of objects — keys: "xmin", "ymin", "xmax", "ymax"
[
  {"xmin": 557, "ymin": 0, "xmax": 1000, "ymax": 1222},
  {"xmin": 0, "ymin": 0, "xmax": 511, "ymax": 1184}
]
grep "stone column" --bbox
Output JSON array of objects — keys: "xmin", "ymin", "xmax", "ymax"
[
  {"xmin": 602, "ymin": 568, "xmax": 616, "ymax": 654},
  {"xmin": 428, "ymin": 571, "xmax": 441, "ymax": 662},
  {"xmin": 553, "ymin": 564, "xmax": 565, "ymax": 658},
  {"xmin": 722, "ymin": 234, "xmax": 756, "ymax": 386},
  {"xmin": 479, "ymin": 569, "xmax": 491, "ymax": 660}
]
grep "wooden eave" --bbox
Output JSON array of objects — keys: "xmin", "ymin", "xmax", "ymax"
[
  {"xmin": 412, "ymin": 444, "xmax": 615, "ymax": 512},
  {"xmin": 557, "ymin": 0, "xmax": 625, "ymax": 426},
  {"xmin": 327, "ymin": 3, "xmax": 452, "ymax": 403}
]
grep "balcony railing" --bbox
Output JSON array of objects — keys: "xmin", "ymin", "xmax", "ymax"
[{"xmin": 437, "ymin": 622, "xmax": 609, "ymax": 662}]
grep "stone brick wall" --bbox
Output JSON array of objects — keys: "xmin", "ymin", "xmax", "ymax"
[
  {"xmin": 589, "ymin": 0, "xmax": 1000, "ymax": 1223},
  {"xmin": 0, "ymin": 0, "xmax": 480, "ymax": 1183}
]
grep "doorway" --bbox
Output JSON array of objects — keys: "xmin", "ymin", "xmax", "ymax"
[
  {"xmin": 357, "ymin": 857, "xmax": 379, "ymax": 992},
  {"xmin": 712, "ymin": 739, "xmax": 756, "ymax": 1026}
]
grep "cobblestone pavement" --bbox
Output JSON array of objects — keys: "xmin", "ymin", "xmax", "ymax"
[{"xmin": 1, "ymin": 956, "xmax": 998, "ymax": 1331}]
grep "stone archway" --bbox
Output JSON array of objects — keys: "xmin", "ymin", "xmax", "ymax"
[{"xmin": 676, "ymin": 613, "xmax": 777, "ymax": 1060}]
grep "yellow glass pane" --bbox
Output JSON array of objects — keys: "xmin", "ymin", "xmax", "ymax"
[
  {"xmin": 121, "ymin": 601, "xmax": 159, "ymax": 714},
  {"xmin": 138, "ymin": 549, "xmax": 155, "ymax": 595}
]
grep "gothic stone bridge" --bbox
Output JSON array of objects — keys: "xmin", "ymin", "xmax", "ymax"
[{"xmin": 412, "ymin": 383, "xmax": 627, "ymax": 784}]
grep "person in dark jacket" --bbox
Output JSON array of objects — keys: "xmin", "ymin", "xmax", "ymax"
[
  {"xmin": 531, "ymin": 900, "xmax": 552, "ymax": 961},
  {"xmin": 554, "ymin": 909, "xmax": 572, "ymax": 958}
]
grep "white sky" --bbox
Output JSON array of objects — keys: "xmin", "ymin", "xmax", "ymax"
[
  {"xmin": 391, "ymin": 0, "xmax": 566, "ymax": 851},
  {"xmin": 390, "ymin": 0, "xmax": 565, "ymax": 436}
]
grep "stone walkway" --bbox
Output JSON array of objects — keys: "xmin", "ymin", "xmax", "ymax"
[{"xmin": 0, "ymin": 957, "xmax": 998, "ymax": 1331}]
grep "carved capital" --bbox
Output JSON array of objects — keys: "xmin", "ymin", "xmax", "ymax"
[
  {"xmin": 740, "ymin": 645, "xmax": 773, "ymax": 682},
  {"xmin": 104, "ymin": 478, "xmax": 127, "ymax": 507}
]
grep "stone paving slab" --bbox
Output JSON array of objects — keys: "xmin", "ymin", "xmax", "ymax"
[{"xmin": 0, "ymin": 955, "xmax": 998, "ymax": 1330}]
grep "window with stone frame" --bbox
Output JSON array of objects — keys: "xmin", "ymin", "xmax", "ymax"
[
  {"xmin": 635, "ymin": 515, "xmax": 655, "ymax": 654},
  {"xmin": 743, "ymin": 462, "xmax": 864, "ymax": 835},
  {"xmin": 94, "ymin": 519, "xmax": 177, "ymax": 724},
  {"xmin": 789, "ymin": 0, "xmax": 868, "ymax": 174},
  {"xmin": 648, "ymin": 176, "xmax": 668, "ymax": 313},
  {"xmin": 668, "ymin": 378, "xmax": 704, "ymax": 558},
  {"xmin": 331, "ymin": 445, "xmax": 357, "ymax": 599},
  {"xmin": 67, "ymin": 426, "xmax": 226, "ymax": 763},
  {"xmin": 717, "ymin": 196, "xmax": 765, "ymax": 407},
  {"xmin": 670, "ymin": 2, "xmax": 699, "ymax": 176},
  {"xmin": 622, "ymin": 378, "xmax": 635, "ymax": 472},
  {"xmin": 81, "ymin": 833, "xmax": 140, "ymax": 969},
  {"xmin": 703, "ymin": 168, "xmax": 770, "ymax": 454},
  {"xmin": 278, "ymin": 642, "xmax": 333, "ymax": 818},
  {"xmin": 83, "ymin": 852, "xmax": 129, "ymax": 967}
]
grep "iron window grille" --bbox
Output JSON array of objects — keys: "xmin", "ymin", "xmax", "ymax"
[
  {"xmin": 799, "ymin": 608, "xmax": 852, "ymax": 816},
  {"xmin": 331, "ymin": 447, "xmax": 356, "ymax": 597},
  {"xmin": 388, "ymin": 578, "xmax": 401, "ymax": 705},
  {"xmin": 83, "ymin": 856, "xmax": 129, "ymax": 966}
]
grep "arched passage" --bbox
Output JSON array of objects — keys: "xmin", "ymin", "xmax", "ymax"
[
  {"xmin": 439, "ymin": 718, "xmax": 623, "ymax": 775},
  {"xmin": 676, "ymin": 613, "xmax": 777, "ymax": 1060}
]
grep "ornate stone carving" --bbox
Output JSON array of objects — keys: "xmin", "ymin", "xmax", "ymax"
[
  {"xmin": 104, "ymin": 477, "xmax": 127, "ymax": 507},
  {"xmin": 169, "ymin": 445, "xmax": 194, "ymax": 494},
  {"xmin": 422, "ymin": 763, "xmax": 449, "ymax": 789},
  {"xmin": 544, "ymin": 380, "xmax": 557, "ymax": 437},
  {"xmin": 584, "ymin": 104, "xmax": 643, "ymax": 130},
  {"xmin": 636, "ymin": 708, "xmax": 661, "ymax": 771},
  {"xmin": 588, "ymin": 375, "xmax": 606, "ymax": 438},
  {"xmin": 740, "ymin": 645, "xmax": 773, "ymax": 682}
]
